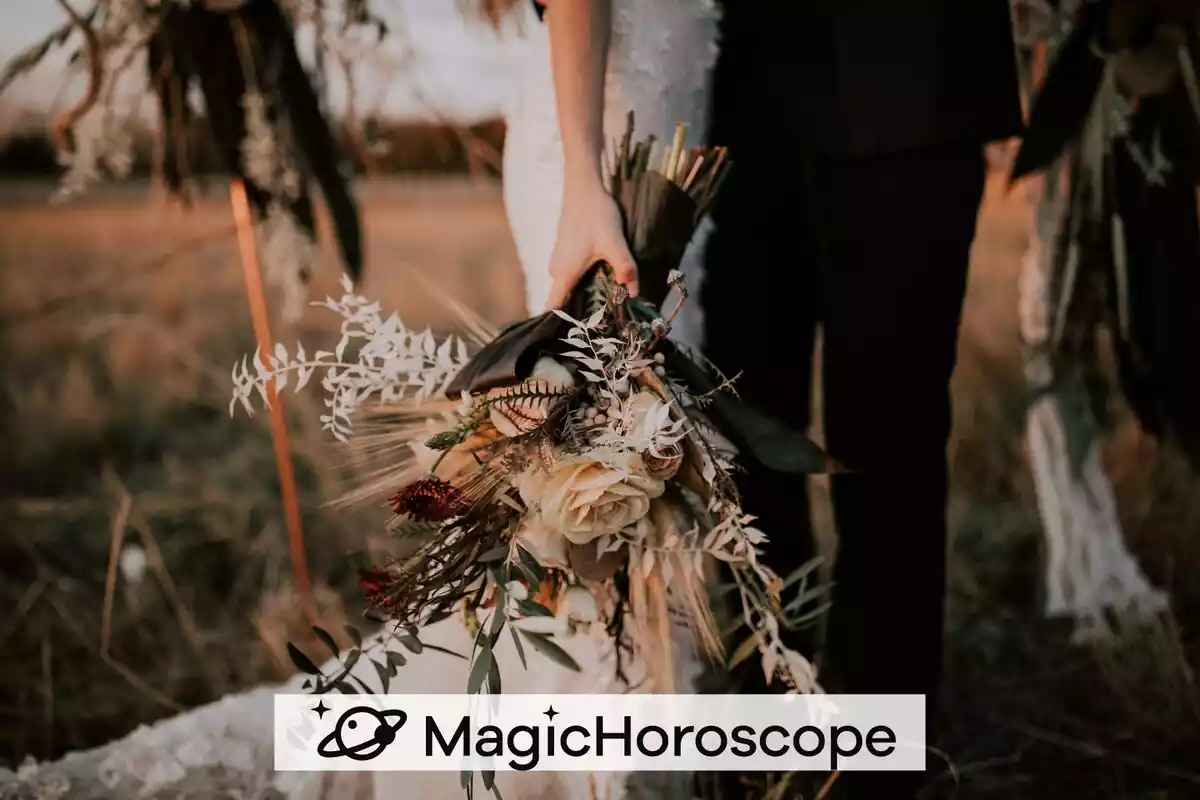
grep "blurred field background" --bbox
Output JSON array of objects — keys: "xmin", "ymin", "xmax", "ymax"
[{"xmin": 1, "ymin": 85, "xmax": 1199, "ymax": 800}]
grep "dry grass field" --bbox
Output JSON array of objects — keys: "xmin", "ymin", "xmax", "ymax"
[{"xmin": 1, "ymin": 174, "xmax": 1198, "ymax": 798}]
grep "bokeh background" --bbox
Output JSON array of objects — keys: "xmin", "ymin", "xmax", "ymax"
[{"xmin": 1, "ymin": 1, "xmax": 1198, "ymax": 797}]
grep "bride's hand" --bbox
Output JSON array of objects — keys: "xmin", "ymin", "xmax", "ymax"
[{"xmin": 544, "ymin": 179, "xmax": 638, "ymax": 310}]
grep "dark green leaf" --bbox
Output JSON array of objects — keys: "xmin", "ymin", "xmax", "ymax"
[
  {"xmin": 663, "ymin": 345, "xmax": 830, "ymax": 474},
  {"xmin": 518, "ymin": 631, "xmax": 581, "ymax": 672},
  {"xmin": 518, "ymin": 599, "xmax": 554, "ymax": 617},
  {"xmin": 477, "ymin": 545, "xmax": 510, "ymax": 563},
  {"xmin": 371, "ymin": 659, "xmax": 391, "ymax": 693},
  {"xmin": 343, "ymin": 649, "xmax": 361, "ymax": 672},
  {"xmin": 386, "ymin": 650, "xmax": 408, "ymax": 669},
  {"xmin": 482, "ymin": 770, "xmax": 495, "ymax": 791},
  {"xmin": 287, "ymin": 643, "xmax": 322, "ymax": 675},
  {"xmin": 509, "ymin": 627, "xmax": 528, "ymax": 670},
  {"xmin": 312, "ymin": 626, "xmax": 339, "ymax": 657},
  {"xmin": 424, "ymin": 608, "xmax": 453, "ymax": 626},
  {"xmin": 468, "ymin": 645, "xmax": 493, "ymax": 695},
  {"xmin": 516, "ymin": 546, "xmax": 544, "ymax": 583},
  {"xmin": 489, "ymin": 608, "xmax": 507, "ymax": 638},
  {"xmin": 487, "ymin": 656, "xmax": 502, "ymax": 695},
  {"xmin": 421, "ymin": 643, "xmax": 468, "ymax": 660},
  {"xmin": 399, "ymin": 633, "xmax": 424, "ymax": 654},
  {"xmin": 345, "ymin": 624, "xmax": 364, "ymax": 649}
]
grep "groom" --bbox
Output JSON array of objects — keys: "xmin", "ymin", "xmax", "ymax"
[{"xmin": 702, "ymin": 2, "xmax": 1022, "ymax": 797}]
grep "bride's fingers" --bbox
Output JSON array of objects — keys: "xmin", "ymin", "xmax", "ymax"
[
  {"xmin": 544, "ymin": 272, "xmax": 574, "ymax": 311},
  {"xmin": 605, "ymin": 242, "xmax": 639, "ymax": 298}
]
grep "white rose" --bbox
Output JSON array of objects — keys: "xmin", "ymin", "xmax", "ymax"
[{"xmin": 520, "ymin": 453, "xmax": 664, "ymax": 544}]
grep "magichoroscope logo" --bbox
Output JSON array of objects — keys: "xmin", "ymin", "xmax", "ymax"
[{"xmin": 315, "ymin": 702, "xmax": 408, "ymax": 762}]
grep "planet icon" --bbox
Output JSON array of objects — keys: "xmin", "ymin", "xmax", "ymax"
[{"xmin": 317, "ymin": 706, "xmax": 408, "ymax": 761}]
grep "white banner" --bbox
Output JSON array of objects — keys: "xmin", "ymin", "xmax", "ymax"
[{"xmin": 274, "ymin": 693, "xmax": 926, "ymax": 772}]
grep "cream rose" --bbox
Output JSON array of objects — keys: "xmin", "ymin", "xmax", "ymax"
[
  {"xmin": 514, "ymin": 513, "xmax": 570, "ymax": 569},
  {"xmin": 519, "ymin": 454, "xmax": 665, "ymax": 544}
]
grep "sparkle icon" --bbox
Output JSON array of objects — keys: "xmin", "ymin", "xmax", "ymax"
[{"xmin": 544, "ymin": 705, "xmax": 559, "ymax": 721}]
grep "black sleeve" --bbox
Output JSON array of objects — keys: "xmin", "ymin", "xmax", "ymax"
[{"xmin": 532, "ymin": 1, "xmax": 545, "ymax": 21}]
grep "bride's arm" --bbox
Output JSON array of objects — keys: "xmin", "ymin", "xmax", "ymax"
[
  {"xmin": 544, "ymin": 0, "xmax": 610, "ymax": 185},
  {"xmin": 540, "ymin": 0, "xmax": 638, "ymax": 309}
]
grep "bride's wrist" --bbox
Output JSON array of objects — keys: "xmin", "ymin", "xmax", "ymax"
[{"xmin": 563, "ymin": 157, "xmax": 605, "ymax": 193}]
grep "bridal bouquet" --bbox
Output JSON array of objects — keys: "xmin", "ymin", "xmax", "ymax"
[{"xmin": 231, "ymin": 117, "xmax": 830, "ymax": 705}]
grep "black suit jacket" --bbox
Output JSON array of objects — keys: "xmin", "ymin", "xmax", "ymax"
[{"xmin": 712, "ymin": 1, "xmax": 1024, "ymax": 159}]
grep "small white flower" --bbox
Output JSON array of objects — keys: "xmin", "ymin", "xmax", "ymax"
[
  {"xmin": 556, "ymin": 585, "xmax": 599, "ymax": 623},
  {"xmin": 505, "ymin": 581, "xmax": 529, "ymax": 601}
]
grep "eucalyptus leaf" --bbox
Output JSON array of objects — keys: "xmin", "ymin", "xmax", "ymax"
[
  {"xmin": 371, "ymin": 659, "xmax": 391, "ymax": 692},
  {"xmin": 487, "ymin": 657, "xmax": 502, "ymax": 695},
  {"xmin": 518, "ymin": 631, "xmax": 581, "ymax": 672},
  {"xmin": 287, "ymin": 643, "xmax": 322, "ymax": 675},
  {"xmin": 518, "ymin": 599, "xmax": 554, "ymax": 617},
  {"xmin": 468, "ymin": 643, "xmax": 494, "ymax": 695},
  {"xmin": 509, "ymin": 627, "xmax": 528, "ymax": 670},
  {"xmin": 345, "ymin": 624, "xmax": 364, "ymax": 649},
  {"xmin": 312, "ymin": 626, "xmax": 339, "ymax": 657},
  {"xmin": 477, "ymin": 545, "xmax": 510, "ymax": 563},
  {"xmin": 421, "ymin": 642, "xmax": 468, "ymax": 660}
]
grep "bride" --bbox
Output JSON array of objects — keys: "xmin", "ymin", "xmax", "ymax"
[{"xmin": 345, "ymin": 1, "xmax": 722, "ymax": 798}]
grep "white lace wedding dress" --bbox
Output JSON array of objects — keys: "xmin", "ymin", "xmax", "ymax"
[{"xmin": 5, "ymin": 4, "xmax": 721, "ymax": 799}]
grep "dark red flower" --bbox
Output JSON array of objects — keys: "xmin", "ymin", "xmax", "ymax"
[
  {"xmin": 358, "ymin": 566, "xmax": 389, "ymax": 606},
  {"xmin": 389, "ymin": 477, "xmax": 464, "ymax": 521}
]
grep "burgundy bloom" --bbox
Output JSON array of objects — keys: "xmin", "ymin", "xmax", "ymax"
[
  {"xmin": 389, "ymin": 477, "xmax": 464, "ymax": 521},
  {"xmin": 358, "ymin": 566, "xmax": 390, "ymax": 607}
]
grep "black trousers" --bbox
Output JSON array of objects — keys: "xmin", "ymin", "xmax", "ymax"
[{"xmin": 701, "ymin": 140, "xmax": 987, "ymax": 797}]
